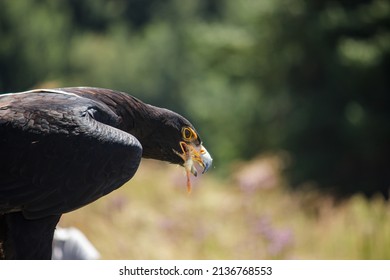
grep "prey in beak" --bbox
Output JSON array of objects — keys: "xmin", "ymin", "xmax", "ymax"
[{"xmin": 174, "ymin": 127, "xmax": 213, "ymax": 193}]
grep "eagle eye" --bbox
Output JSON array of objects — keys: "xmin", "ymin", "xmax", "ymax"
[{"xmin": 182, "ymin": 127, "xmax": 197, "ymax": 141}]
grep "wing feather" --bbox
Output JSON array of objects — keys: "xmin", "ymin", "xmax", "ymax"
[{"xmin": 0, "ymin": 89, "xmax": 142, "ymax": 219}]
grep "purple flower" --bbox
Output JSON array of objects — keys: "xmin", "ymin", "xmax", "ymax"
[{"xmin": 254, "ymin": 216, "xmax": 294, "ymax": 257}]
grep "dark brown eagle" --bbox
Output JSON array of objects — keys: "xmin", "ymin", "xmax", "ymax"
[{"xmin": 0, "ymin": 87, "xmax": 212, "ymax": 259}]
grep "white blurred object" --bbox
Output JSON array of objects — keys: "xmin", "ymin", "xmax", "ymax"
[{"xmin": 52, "ymin": 227, "xmax": 100, "ymax": 260}]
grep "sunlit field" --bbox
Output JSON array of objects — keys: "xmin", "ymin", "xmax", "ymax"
[{"xmin": 59, "ymin": 158, "xmax": 390, "ymax": 260}]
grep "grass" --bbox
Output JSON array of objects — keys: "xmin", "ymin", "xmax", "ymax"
[{"xmin": 59, "ymin": 158, "xmax": 390, "ymax": 259}]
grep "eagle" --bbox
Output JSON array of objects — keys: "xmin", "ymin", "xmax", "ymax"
[{"xmin": 0, "ymin": 87, "xmax": 212, "ymax": 259}]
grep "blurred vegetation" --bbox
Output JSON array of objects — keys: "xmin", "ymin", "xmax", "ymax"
[
  {"xmin": 60, "ymin": 160, "xmax": 390, "ymax": 259},
  {"xmin": 0, "ymin": 0, "xmax": 389, "ymax": 197}
]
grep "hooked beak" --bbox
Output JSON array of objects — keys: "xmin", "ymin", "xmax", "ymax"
[
  {"xmin": 175, "ymin": 142, "xmax": 213, "ymax": 176},
  {"xmin": 192, "ymin": 144, "xmax": 213, "ymax": 175},
  {"xmin": 198, "ymin": 145, "xmax": 213, "ymax": 174}
]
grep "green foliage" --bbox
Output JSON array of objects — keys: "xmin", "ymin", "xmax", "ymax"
[
  {"xmin": 0, "ymin": 0, "xmax": 389, "ymax": 196},
  {"xmin": 0, "ymin": 0, "xmax": 70, "ymax": 91}
]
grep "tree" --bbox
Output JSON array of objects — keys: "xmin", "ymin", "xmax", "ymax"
[
  {"xmin": 1, "ymin": 0, "xmax": 388, "ymax": 196},
  {"xmin": 0, "ymin": 0, "xmax": 70, "ymax": 92}
]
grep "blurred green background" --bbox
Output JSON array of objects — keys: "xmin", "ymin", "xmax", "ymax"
[{"xmin": 1, "ymin": 0, "xmax": 390, "ymax": 259}]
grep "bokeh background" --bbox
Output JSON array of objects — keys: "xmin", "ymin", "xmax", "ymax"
[{"xmin": 1, "ymin": 0, "xmax": 389, "ymax": 259}]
